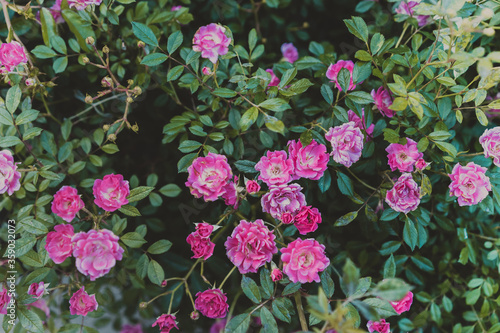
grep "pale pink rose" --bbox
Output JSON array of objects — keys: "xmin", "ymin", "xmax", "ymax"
[
  {"xmin": 171, "ymin": 5, "xmax": 183, "ymax": 11},
  {"xmin": 68, "ymin": 0, "xmax": 102, "ymax": 11},
  {"xmin": 386, "ymin": 138, "xmax": 423, "ymax": 172},
  {"xmin": 294, "ymin": 206, "xmax": 322, "ymax": 235},
  {"xmin": 281, "ymin": 43, "xmax": 298, "ymax": 63},
  {"xmin": 28, "ymin": 282, "xmax": 49, "ymax": 299},
  {"xmin": 390, "ymin": 291, "xmax": 413, "ymax": 314},
  {"xmin": 185, "ymin": 152, "xmax": 233, "ymax": 201},
  {"xmin": 371, "ymin": 87, "xmax": 395, "ymax": 117},
  {"xmin": 261, "ymin": 183, "xmax": 306, "ymax": 220},
  {"xmin": 255, "ymin": 150, "xmax": 294, "ymax": 186},
  {"xmin": 192, "ymin": 23, "xmax": 231, "ymax": 64},
  {"xmin": 448, "ymin": 162, "xmax": 491, "ymax": 206},
  {"xmin": 72, "ymin": 229, "xmax": 124, "ymax": 280},
  {"xmin": 69, "ymin": 287, "xmax": 98, "ymax": 316},
  {"xmin": 152, "ymin": 314, "xmax": 179, "ymax": 333},
  {"xmin": 26, "ymin": 299, "xmax": 50, "ymax": 318},
  {"xmin": 266, "ymin": 69, "xmax": 280, "ymax": 87},
  {"xmin": 348, "ymin": 109, "xmax": 375, "ymax": 140},
  {"xmin": 121, "ymin": 324, "xmax": 143, "ymax": 333},
  {"xmin": 271, "ymin": 268, "xmax": 283, "ymax": 282},
  {"xmin": 45, "ymin": 224, "xmax": 74, "ymax": 264},
  {"xmin": 195, "ymin": 222, "xmax": 214, "ymax": 238},
  {"xmin": 0, "ymin": 289, "xmax": 11, "ymax": 314},
  {"xmin": 367, "ymin": 319, "xmax": 390, "ymax": 333},
  {"xmin": 246, "ymin": 180, "xmax": 261, "ymax": 194},
  {"xmin": 385, "ymin": 173, "xmax": 420, "ymax": 213},
  {"xmin": 195, "ymin": 288, "xmax": 229, "ymax": 319},
  {"xmin": 281, "ymin": 212, "xmax": 294, "ymax": 224},
  {"xmin": 0, "ymin": 42, "xmax": 27, "ymax": 72},
  {"xmin": 415, "ymin": 158, "xmax": 429, "ymax": 170},
  {"xmin": 0, "ymin": 149, "xmax": 21, "ymax": 195},
  {"xmin": 480, "ymin": 127, "xmax": 500, "ymax": 167},
  {"xmin": 325, "ymin": 122, "xmax": 364, "ymax": 167},
  {"xmin": 202, "ymin": 66, "xmax": 212, "ymax": 75},
  {"xmin": 51, "ymin": 186, "xmax": 85, "ymax": 222},
  {"xmin": 221, "ymin": 176, "xmax": 240, "ymax": 209},
  {"xmin": 210, "ymin": 319, "xmax": 227, "ymax": 333},
  {"xmin": 287, "ymin": 139, "xmax": 329, "ymax": 180},
  {"xmin": 186, "ymin": 232, "xmax": 215, "ymax": 260},
  {"xmin": 93, "ymin": 174, "xmax": 130, "ymax": 212},
  {"xmin": 224, "ymin": 219, "xmax": 277, "ymax": 274},
  {"xmin": 281, "ymin": 238, "xmax": 330, "ymax": 283},
  {"xmin": 395, "ymin": 1, "xmax": 430, "ymax": 27},
  {"xmin": 326, "ymin": 60, "xmax": 356, "ymax": 91}
]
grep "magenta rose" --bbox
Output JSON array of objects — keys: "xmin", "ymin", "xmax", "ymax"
[
  {"xmin": 202, "ymin": 66, "xmax": 212, "ymax": 75},
  {"xmin": 281, "ymin": 43, "xmax": 298, "ymax": 63},
  {"xmin": 449, "ymin": 162, "xmax": 491, "ymax": 206},
  {"xmin": 72, "ymin": 229, "xmax": 124, "ymax": 280},
  {"xmin": 69, "ymin": 287, "xmax": 98, "ymax": 316},
  {"xmin": 246, "ymin": 180, "xmax": 261, "ymax": 194},
  {"xmin": 186, "ymin": 152, "xmax": 233, "ymax": 201},
  {"xmin": 45, "ymin": 224, "xmax": 74, "ymax": 264},
  {"xmin": 266, "ymin": 69, "xmax": 280, "ymax": 87},
  {"xmin": 385, "ymin": 173, "xmax": 421, "ymax": 213},
  {"xmin": 49, "ymin": 0, "xmax": 64, "ymax": 23},
  {"xmin": 367, "ymin": 319, "xmax": 390, "ymax": 333},
  {"xmin": 152, "ymin": 314, "xmax": 179, "ymax": 333},
  {"xmin": 294, "ymin": 206, "xmax": 322, "ymax": 235},
  {"xmin": 221, "ymin": 176, "xmax": 240, "ymax": 209},
  {"xmin": 287, "ymin": 139, "xmax": 329, "ymax": 180},
  {"xmin": 261, "ymin": 183, "xmax": 306, "ymax": 220},
  {"xmin": 480, "ymin": 127, "xmax": 500, "ymax": 167},
  {"xmin": 281, "ymin": 238, "xmax": 330, "ymax": 283},
  {"xmin": 395, "ymin": 1, "xmax": 430, "ymax": 26},
  {"xmin": 281, "ymin": 212, "xmax": 294, "ymax": 224},
  {"xmin": 28, "ymin": 282, "xmax": 49, "ymax": 299},
  {"xmin": 0, "ymin": 149, "xmax": 21, "ymax": 196},
  {"xmin": 171, "ymin": 5, "xmax": 182, "ymax": 11},
  {"xmin": 348, "ymin": 109, "xmax": 374, "ymax": 140},
  {"xmin": 390, "ymin": 291, "xmax": 413, "ymax": 314},
  {"xmin": 255, "ymin": 150, "xmax": 294, "ymax": 186},
  {"xmin": 93, "ymin": 174, "xmax": 130, "ymax": 211},
  {"xmin": 186, "ymin": 232, "xmax": 215, "ymax": 260},
  {"xmin": 210, "ymin": 320, "xmax": 227, "ymax": 333},
  {"xmin": 225, "ymin": 219, "xmax": 277, "ymax": 274},
  {"xmin": 51, "ymin": 186, "xmax": 85, "ymax": 222},
  {"xmin": 68, "ymin": 0, "xmax": 102, "ymax": 11},
  {"xmin": 0, "ymin": 42, "xmax": 28, "ymax": 72},
  {"xmin": 325, "ymin": 122, "xmax": 364, "ymax": 167},
  {"xmin": 415, "ymin": 158, "xmax": 429, "ymax": 170},
  {"xmin": 0, "ymin": 289, "xmax": 11, "ymax": 314},
  {"xmin": 120, "ymin": 324, "xmax": 143, "ymax": 333},
  {"xmin": 386, "ymin": 138, "xmax": 423, "ymax": 172},
  {"xmin": 195, "ymin": 288, "xmax": 229, "ymax": 319},
  {"xmin": 371, "ymin": 87, "xmax": 395, "ymax": 117},
  {"xmin": 195, "ymin": 222, "xmax": 214, "ymax": 238},
  {"xmin": 271, "ymin": 268, "xmax": 283, "ymax": 282},
  {"xmin": 192, "ymin": 23, "xmax": 231, "ymax": 64},
  {"xmin": 326, "ymin": 60, "xmax": 356, "ymax": 91}
]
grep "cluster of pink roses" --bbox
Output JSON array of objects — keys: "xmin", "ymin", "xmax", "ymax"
[
  {"xmin": 367, "ymin": 291, "xmax": 414, "ymax": 332},
  {"xmin": 186, "ymin": 222, "xmax": 217, "ymax": 260}
]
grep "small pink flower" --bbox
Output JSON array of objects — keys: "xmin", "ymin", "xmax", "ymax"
[
  {"xmin": 68, "ymin": 0, "xmax": 102, "ymax": 11},
  {"xmin": 50, "ymin": 0, "xmax": 64, "ymax": 23},
  {"xmin": 195, "ymin": 222, "xmax": 214, "ymax": 238},
  {"xmin": 0, "ymin": 289, "xmax": 11, "ymax": 314},
  {"xmin": 255, "ymin": 150, "xmax": 294, "ymax": 186},
  {"xmin": 195, "ymin": 288, "xmax": 229, "ymax": 319},
  {"xmin": 395, "ymin": 1, "xmax": 430, "ymax": 27},
  {"xmin": 171, "ymin": 5, "xmax": 183, "ymax": 11},
  {"xmin": 281, "ymin": 43, "xmax": 298, "ymax": 63},
  {"xmin": 186, "ymin": 152, "xmax": 233, "ymax": 202},
  {"xmin": 271, "ymin": 268, "xmax": 283, "ymax": 282},
  {"xmin": 386, "ymin": 138, "xmax": 423, "ymax": 172},
  {"xmin": 371, "ymin": 87, "xmax": 395, "ymax": 117},
  {"xmin": 246, "ymin": 180, "xmax": 261, "ymax": 194},
  {"xmin": 45, "ymin": 224, "xmax": 74, "ymax": 264},
  {"xmin": 449, "ymin": 162, "xmax": 491, "ymax": 206},
  {"xmin": 193, "ymin": 23, "xmax": 231, "ymax": 64},
  {"xmin": 72, "ymin": 229, "xmax": 124, "ymax": 280},
  {"xmin": 325, "ymin": 122, "xmax": 364, "ymax": 167},
  {"xmin": 93, "ymin": 174, "xmax": 130, "ymax": 212},
  {"xmin": 0, "ymin": 149, "xmax": 21, "ymax": 196},
  {"xmin": 161, "ymin": 280, "xmax": 168, "ymax": 287},
  {"xmin": 209, "ymin": 320, "xmax": 227, "ymax": 333},
  {"xmin": 225, "ymin": 219, "xmax": 277, "ymax": 274},
  {"xmin": 390, "ymin": 291, "xmax": 413, "ymax": 314},
  {"xmin": 266, "ymin": 69, "xmax": 280, "ymax": 87},
  {"xmin": 69, "ymin": 287, "xmax": 98, "ymax": 316},
  {"xmin": 415, "ymin": 158, "xmax": 429, "ymax": 170},
  {"xmin": 281, "ymin": 212, "xmax": 294, "ymax": 224},
  {"xmin": 0, "ymin": 42, "xmax": 27, "ymax": 72},
  {"xmin": 202, "ymin": 66, "xmax": 212, "ymax": 75},
  {"xmin": 261, "ymin": 183, "xmax": 306, "ymax": 220},
  {"xmin": 28, "ymin": 282, "xmax": 49, "ymax": 299},
  {"xmin": 51, "ymin": 186, "xmax": 85, "ymax": 222},
  {"xmin": 326, "ymin": 60, "xmax": 356, "ymax": 91},
  {"xmin": 152, "ymin": 314, "xmax": 179, "ymax": 333},
  {"xmin": 294, "ymin": 206, "xmax": 322, "ymax": 235},
  {"xmin": 385, "ymin": 173, "xmax": 420, "ymax": 213},
  {"xmin": 186, "ymin": 232, "xmax": 215, "ymax": 260},
  {"xmin": 281, "ymin": 238, "xmax": 330, "ymax": 283},
  {"xmin": 287, "ymin": 139, "xmax": 329, "ymax": 180},
  {"xmin": 221, "ymin": 176, "xmax": 240, "ymax": 209},
  {"xmin": 120, "ymin": 323, "xmax": 143, "ymax": 333},
  {"xmin": 348, "ymin": 109, "xmax": 374, "ymax": 139},
  {"xmin": 367, "ymin": 319, "xmax": 391, "ymax": 333},
  {"xmin": 480, "ymin": 127, "xmax": 500, "ymax": 167}
]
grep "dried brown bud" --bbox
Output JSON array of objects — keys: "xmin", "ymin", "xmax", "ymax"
[{"xmin": 86, "ymin": 36, "xmax": 95, "ymax": 45}]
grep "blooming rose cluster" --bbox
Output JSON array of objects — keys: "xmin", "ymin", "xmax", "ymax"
[
  {"xmin": 386, "ymin": 138, "xmax": 422, "ymax": 172},
  {"xmin": 0, "ymin": 149, "xmax": 21, "ymax": 196},
  {"xmin": 69, "ymin": 287, "xmax": 98, "ymax": 316},
  {"xmin": 68, "ymin": 0, "xmax": 102, "ymax": 11},
  {"xmin": 449, "ymin": 162, "xmax": 491, "ymax": 206},
  {"xmin": 186, "ymin": 222, "xmax": 216, "ymax": 260},
  {"xmin": 261, "ymin": 183, "xmax": 306, "ymax": 220},
  {"xmin": 195, "ymin": 288, "xmax": 229, "ymax": 319},
  {"xmin": 281, "ymin": 238, "xmax": 330, "ymax": 283},
  {"xmin": 0, "ymin": 42, "xmax": 28, "ymax": 72},
  {"xmin": 152, "ymin": 314, "xmax": 179, "ymax": 333},
  {"xmin": 385, "ymin": 173, "xmax": 421, "ymax": 214},
  {"xmin": 192, "ymin": 23, "xmax": 231, "ymax": 64}
]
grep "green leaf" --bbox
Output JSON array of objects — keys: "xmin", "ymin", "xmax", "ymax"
[
  {"xmin": 0, "ymin": 136, "xmax": 22, "ymax": 148},
  {"xmin": 118, "ymin": 204, "xmax": 141, "ymax": 217},
  {"xmin": 279, "ymin": 67, "xmax": 297, "ymax": 89},
  {"xmin": 147, "ymin": 240, "xmax": 173, "ymax": 254},
  {"xmin": 435, "ymin": 141, "xmax": 457, "ymax": 157},
  {"xmin": 101, "ymin": 144, "xmax": 120, "ymax": 154},
  {"xmin": 23, "ymin": 267, "xmax": 51, "ymax": 286},
  {"xmin": 260, "ymin": 268, "xmax": 274, "ymax": 299},
  {"xmin": 167, "ymin": 31, "xmax": 183, "ymax": 54},
  {"xmin": 321, "ymin": 84, "xmax": 334, "ymax": 104},
  {"xmin": 132, "ymin": 22, "xmax": 158, "ymax": 47},
  {"xmin": 248, "ymin": 28, "xmax": 258, "ymax": 51},
  {"xmin": 53, "ymin": 56, "xmax": 68, "ymax": 74},
  {"xmin": 362, "ymin": 297, "xmax": 397, "ymax": 318},
  {"xmin": 337, "ymin": 171, "xmax": 354, "ymax": 197},
  {"xmin": 476, "ymin": 108, "xmax": 488, "ymax": 126},
  {"xmin": 370, "ymin": 33, "xmax": 385, "ymax": 55},
  {"xmin": 18, "ymin": 306, "xmax": 44, "ymax": 333},
  {"xmin": 121, "ymin": 232, "xmax": 146, "ymax": 248},
  {"xmin": 213, "ymin": 88, "xmax": 237, "ymax": 98},
  {"xmin": 234, "ymin": 160, "xmax": 258, "ymax": 173},
  {"xmin": 148, "ymin": 259, "xmax": 165, "ymax": 285},
  {"xmin": 282, "ymin": 282, "xmax": 301, "ymax": 296},
  {"xmin": 241, "ymin": 276, "xmax": 262, "ymax": 303},
  {"xmin": 337, "ymin": 67, "xmax": 351, "ymax": 92},
  {"xmin": 15, "ymin": 109, "xmax": 39, "ymax": 125},
  {"xmin": 0, "ymin": 107, "xmax": 13, "ymax": 125},
  {"xmin": 20, "ymin": 219, "xmax": 48, "ymax": 235},
  {"xmin": 265, "ymin": 117, "xmax": 285, "ymax": 134},
  {"xmin": 272, "ymin": 298, "xmax": 292, "ymax": 323},
  {"xmin": 334, "ymin": 211, "xmax": 358, "ymax": 227},
  {"xmin": 411, "ymin": 255, "xmax": 434, "ymax": 272},
  {"xmin": 159, "ymin": 184, "xmax": 182, "ymax": 197},
  {"xmin": 281, "ymin": 78, "xmax": 314, "ymax": 96},
  {"xmin": 178, "ymin": 140, "xmax": 202, "ymax": 153},
  {"xmin": 384, "ymin": 254, "xmax": 396, "ymax": 279},
  {"xmin": 373, "ymin": 278, "xmax": 411, "ymax": 301},
  {"xmin": 141, "ymin": 53, "xmax": 168, "ymax": 66},
  {"xmin": 260, "ymin": 306, "xmax": 278, "ymax": 333},
  {"xmin": 224, "ymin": 313, "xmax": 251, "ymax": 333},
  {"xmin": 31, "ymin": 45, "xmax": 57, "ymax": 59},
  {"xmin": 40, "ymin": 8, "xmax": 57, "ymax": 47},
  {"xmin": 15, "ymin": 236, "xmax": 37, "ymax": 257},
  {"xmin": 321, "ymin": 271, "xmax": 335, "ymax": 298},
  {"xmin": 127, "ymin": 186, "xmax": 155, "ymax": 203},
  {"xmin": 167, "ymin": 65, "xmax": 184, "ymax": 81},
  {"xmin": 51, "ymin": 36, "xmax": 67, "ymax": 54},
  {"xmin": 6, "ymin": 85, "xmax": 22, "ymax": 113},
  {"xmin": 240, "ymin": 107, "xmax": 258, "ymax": 131},
  {"xmin": 68, "ymin": 161, "xmax": 86, "ymax": 174},
  {"xmin": 259, "ymin": 98, "xmax": 291, "ymax": 112},
  {"xmin": 61, "ymin": 10, "xmax": 95, "ymax": 52},
  {"xmin": 136, "ymin": 253, "xmax": 149, "ymax": 279},
  {"xmin": 177, "ymin": 153, "xmax": 197, "ymax": 173},
  {"xmin": 344, "ymin": 16, "xmax": 369, "ymax": 42},
  {"xmin": 403, "ymin": 218, "xmax": 418, "ymax": 251},
  {"xmin": 347, "ymin": 91, "xmax": 374, "ymax": 104}
]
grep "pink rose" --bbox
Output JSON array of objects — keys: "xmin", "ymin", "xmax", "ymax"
[
  {"xmin": 385, "ymin": 173, "xmax": 420, "ymax": 213},
  {"xmin": 255, "ymin": 150, "xmax": 294, "ymax": 186},
  {"xmin": 386, "ymin": 138, "xmax": 423, "ymax": 172},
  {"xmin": 195, "ymin": 222, "xmax": 214, "ymax": 238},
  {"xmin": 395, "ymin": 1, "xmax": 430, "ymax": 26},
  {"xmin": 0, "ymin": 289, "xmax": 11, "ymax": 314},
  {"xmin": 26, "ymin": 299, "xmax": 50, "ymax": 318},
  {"xmin": 210, "ymin": 320, "xmax": 227, "ymax": 333},
  {"xmin": 69, "ymin": 287, "xmax": 98, "ymax": 316},
  {"xmin": 221, "ymin": 176, "xmax": 240, "ymax": 209},
  {"xmin": 152, "ymin": 314, "xmax": 179, "ymax": 333},
  {"xmin": 348, "ymin": 109, "xmax": 375, "ymax": 140},
  {"xmin": 367, "ymin": 319, "xmax": 390, "ymax": 333},
  {"xmin": 51, "ymin": 186, "xmax": 85, "ymax": 222},
  {"xmin": 390, "ymin": 291, "xmax": 413, "ymax": 314},
  {"xmin": 294, "ymin": 206, "xmax": 322, "ymax": 235},
  {"xmin": 0, "ymin": 149, "xmax": 21, "ymax": 196},
  {"xmin": 68, "ymin": 0, "xmax": 102, "ymax": 11},
  {"xmin": 261, "ymin": 183, "xmax": 306, "ymax": 220},
  {"xmin": 202, "ymin": 66, "xmax": 212, "ymax": 75},
  {"xmin": 72, "ymin": 229, "xmax": 124, "ymax": 280},
  {"xmin": 225, "ymin": 219, "xmax": 277, "ymax": 274},
  {"xmin": 326, "ymin": 60, "xmax": 356, "ymax": 91},
  {"xmin": 325, "ymin": 122, "xmax": 364, "ymax": 167},
  {"xmin": 186, "ymin": 232, "xmax": 215, "ymax": 260},
  {"xmin": 371, "ymin": 87, "xmax": 395, "ymax": 117},
  {"xmin": 186, "ymin": 152, "xmax": 233, "ymax": 202},
  {"xmin": 93, "ymin": 174, "xmax": 130, "ymax": 212},
  {"xmin": 281, "ymin": 212, "xmax": 294, "ymax": 224},
  {"xmin": 45, "ymin": 224, "xmax": 75, "ymax": 264},
  {"xmin": 192, "ymin": 23, "xmax": 231, "ymax": 64},
  {"xmin": 28, "ymin": 282, "xmax": 49, "ymax": 299},
  {"xmin": 0, "ymin": 42, "xmax": 27, "ymax": 72},
  {"xmin": 195, "ymin": 288, "xmax": 229, "ymax": 319},
  {"xmin": 271, "ymin": 268, "xmax": 283, "ymax": 282},
  {"xmin": 50, "ymin": 0, "xmax": 64, "ymax": 23},
  {"xmin": 266, "ymin": 69, "xmax": 280, "ymax": 87},
  {"xmin": 281, "ymin": 238, "xmax": 330, "ymax": 283},
  {"xmin": 246, "ymin": 180, "xmax": 261, "ymax": 194},
  {"xmin": 121, "ymin": 324, "xmax": 143, "ymax": 333},
  {"xmin": 281, "ymin": 43, "xmax": 298, "ymax": 63},
  {"xmin": 171, "ymin": 5, "xmax": 183, "ymax": 11},
  {"xmin": 480, "ymin": 127, "xmax": 500, "ymax": 167},
  {"xmin": 415, "ymin": 158, "xmax": 429, "ymax": 170},
  {"xmin": 448, "ymin": 162, "xmax": 491, "ymax": 206},
  {"xmin": 287, "ymin": 139, "xmax": 329, "ymax": 180}
]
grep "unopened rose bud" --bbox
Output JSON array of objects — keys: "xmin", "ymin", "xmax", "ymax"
[
  {"xmin": 107, "ymin": 134, "xmax": 117, "ymax": 142},
  {"xmin": 481, "ymin": 8, "xmax": 494, "ymax": 20},
  {"xmin": 161, "ymin": 280, "xmax": 168, "ymax": 287},
  {"xmin": 102, "ymin": 45, "xmax": 110, "ymax": 54},
  {"xmin": 131, "ymin": 124, "xmax": 139, "ymax": 132},
  {"xmin": 202, "ymin": 67, "xmax": 212, "ymax": 75},
  {"xmin": 262, "ymin": 37, "xmax": 267, "ymax": 43},
  {"xmin": 101, "ymin": 77, "xmax": 113, "ymax": 87},
  {"xmin": 137, "ymin": 41, "xmax": 145, "ymax": 48},
  {"xmin": 103, "ymin": 124, "xmax": 110, "ymax": 131},
  {"xmin": 139, "ymin": 302, "xmax": 147, "ymax": 309},
  {"xmin": 86, "ymin": 36, "xmax": 95, "ymax": 45},
  {"xmin": 133, "ymin": 86, "xmax": 142, "ymax": 95},
  {"xmin": 190, "ymin": 311, "xmax": 199, "ymax": 320},
  {"xmin": 303, "ymin": 22, "xmax": 309, "ymax": 28},
  {"xmin": 127, "ymin": 79, "xmax": 134, "ymax": 86},
  {"xmin": 82, "ymin": 57, "xmax": 90, "ymax": 64},
  {"xmin": 126, "ymin": 96, "xmax": 134, "ymax": 104},
  {"xmin": 484, "ymin": 27, "xmax": 495, "ymax": 36},
  {"xmin": 25, "ymin": 78, "xmax": 35, "ymax": 87},
  {"xmin": 85, "ymin": 95, "xmax": 93, "ymax": 104},
  {"xmin": 271, "ymin": 268, "xmax": 283, "ymax": 282}
]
